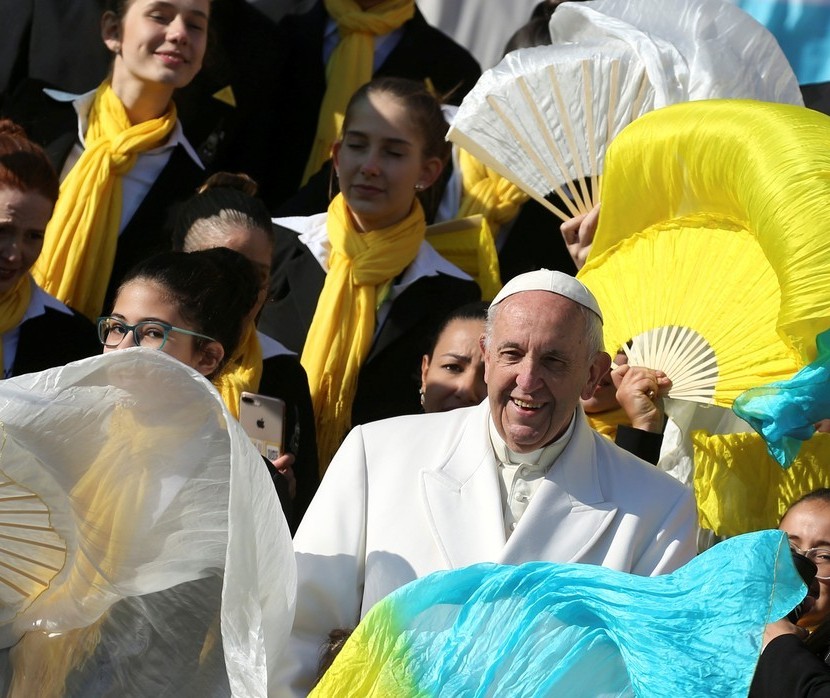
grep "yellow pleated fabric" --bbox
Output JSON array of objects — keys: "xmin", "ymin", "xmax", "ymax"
[
  {"xmin": 449, "ymin": 148, "xmax": 530, "ymax": 299},
  {"xmin": 303, "ymin": 0, "xmax": 415, "ymax": 184},
  {"xmin": 693, "ymin": 431, "xmax": 830, "ymax": 537},
  {"xmin": 0, "ymin": 275, "xmax": 33, "ymax": 377},
  {"xmin": 425, "ymin": 215, "xmax": 499, "ymax": 301},
  {"xmin": 585, "ymin": 407, "xmax": 631, "ymax": 440},
  {"xmin": 33, "ymin": 82, "xmax": 177, "ymax": 319},
  {"xmin": 582, "ymin": 100, "xmax": 830, "ymax": 368},
  {"xmin": 302, "ymin": 194, "xmax": 425, "ymax": 472},
  {"xmin": 215, "ymin": 323, "xmax": 264, "ymax": 420}
]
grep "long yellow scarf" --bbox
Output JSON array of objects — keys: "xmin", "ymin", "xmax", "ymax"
[
  {"xmin": 33, "ymin": 82, "xmax": 177, "ymax": 319},
  {"xmin": 302, "ymin": 194, "xmax": 425, "ymax": 472},
  {"xmin": 0, "ymin": 275, "xmax": 33, "ymax": 378},
  {"xmin": 215, "ymin": 323, "xmax": 264, "ymax": 419},
  {"xmin": 302, "ymin": 0, "xmax": 415, "ymax": 184},
  {"xmin": 455, "ymin": 149, "xmax": 528, "ymax": 299}
]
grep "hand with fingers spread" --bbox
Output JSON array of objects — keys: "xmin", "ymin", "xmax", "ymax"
[
  {"xmin": 612, "ymin": 364, "xmax": 672, "ymax": 434},
  {"xmin": 560, "ymin": 203, "xmax": 600, "ymax": 270}
]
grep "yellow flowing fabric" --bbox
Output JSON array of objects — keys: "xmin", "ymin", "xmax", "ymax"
[
  {"xmin": 301, "ymin": 194, "xmax": 425, "ymax": 473},
  {"xmin": 303, "ymin": 0, "xmax": 415, "ymax": 184},
  {"xmin": 33, "ymin": 82, "xmax": 177, "ymax": 319},
  {"xmin": 215, "ymin": 323, "xmax": 264, "ymax": 420},
  {"xmin": 583, "ymin": 100, "xmax": 830, "ymax": 368},
  {"xmin": 0, "ymin": 275, "xmax": 32, "ymax": 377},
  {"xmin": 586, "ymin": 407, "xmax": 631, "ymax": 440},
  {"xmin": 693, "ymin": 431, "xmax": 830, "ymax": 537}
]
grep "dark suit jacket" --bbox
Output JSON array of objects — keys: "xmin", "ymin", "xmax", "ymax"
[
  {"xmin": 2, "ymin": 79, "xmax": 206, "ymax": 312},
  {"xmin": 258, "ymin": 349, "xmax": 319, "ymax": 532},
  {"xmin": 751, "ymin": 634, "xmax": 830, "ymax": 697},
  {"xmin": 11, "ymin": 305, "xmax": 100, "ymax": 377},
  {"xmin": 258, "ymin": 224, "xmax": 481, "ymax": 425},
  {"xmin": 270, "ymin": 1, "xmax": 481, "ymax": 207}
]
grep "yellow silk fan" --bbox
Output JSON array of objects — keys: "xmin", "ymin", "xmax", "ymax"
[
  {"xmin": 578, "ymin": 99, "xmax": 830, "ymax": 409},
  {"xmin": 446, "ymin": 0, "xmax": 803, "ymax": 224}
]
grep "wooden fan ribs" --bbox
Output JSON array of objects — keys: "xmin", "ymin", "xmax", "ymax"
[{"xmin": 0, "ymin": 471, "xmax": 67, "ymax": 606}]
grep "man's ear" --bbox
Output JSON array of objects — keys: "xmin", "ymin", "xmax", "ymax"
[
  {"xmin": 196, "ymin": 341, "xmax": 225, "ymax": 378},
  {"xmin": 480, "ymin": 334, "xmax": 491, "ymax": 385},
  {"xmin": 101, "ymin": 11, "xmax": 122, "ymax": 55},
  {"xmin": 581, "ymin": 351, "xmax": 612, "ymax": 401}
]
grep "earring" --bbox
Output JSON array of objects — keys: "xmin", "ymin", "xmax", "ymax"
[
  {"xmin": 414, "ymin": 183, "xmax": 424, "ymax": 191},
  {"xmin": 419, "ymin": 387, "xmax": 425, "ymax": 408}
]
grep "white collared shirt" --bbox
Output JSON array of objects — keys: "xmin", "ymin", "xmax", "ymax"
[
  {"xmin": 489, "ymin": 413, "xmax": 577, "ymax": 538},
  {"xmin": 43, "ymin": 88, "xmax": 203, "ymax": 234}
]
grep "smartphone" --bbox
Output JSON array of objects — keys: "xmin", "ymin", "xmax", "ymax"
[{"xmin": 239, "ymin": 392, "xmax": 286, "ymax": 461}]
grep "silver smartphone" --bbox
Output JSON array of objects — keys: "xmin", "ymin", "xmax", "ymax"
[{"xmin": 239, "ymin": 392, "xmax": 286, "ymax": 461}]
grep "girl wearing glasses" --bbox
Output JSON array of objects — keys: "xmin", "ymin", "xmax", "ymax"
[
  {"xmin": 99, "ymin": 247, "xmax": 295, "ymax": 517},
  {"xmin": 2, "ymin": 0, "xmax": 211, "ymax": 321},
  {"xmin": 99, "ymin": 246, "xmax": 258, "ymax": 381},
  {"xmin": 0, "ymin": 119, "xmax": 99, "ymax": 379}
]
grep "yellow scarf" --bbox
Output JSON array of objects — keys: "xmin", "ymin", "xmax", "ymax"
[
  {"xmin": 0, "ymin": 275, "xmax": 33, "ymax": 378},
  {"xmin": 303, "ymin": 0, "xmax": 415, "ymax": 184},
  {"xmin": 215, "ymin": 323, "xmax": 264, "ymax": 419},
  {"xmin": 33, "ymin": 81, "xmax": 177, "ymax": 319},
  {"xmin": 456, "ymin": 149, "xmax": 528, "ymax": 299},
  {"xmin": 301, "ymin": 194, "xmax": 425, "ymax": 472}
]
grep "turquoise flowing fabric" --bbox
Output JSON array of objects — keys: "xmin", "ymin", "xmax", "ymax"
[
  {"xmin": 313, "ymin": 530, "xmax": 805, "ymax": 697},
  {"xmin": 733, "ymin": 328, "xmax": 830, "ymax": 467},
  {"xmin": 733, "ymin": 1, "xmax": 830, "ymax": 85}
]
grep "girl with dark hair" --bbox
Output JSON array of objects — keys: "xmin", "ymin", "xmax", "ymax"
[
  {"xmin": 2, "ymin": 0, "xmax": 211, "ymax": 321},
  {"xmin": 100, "ymin": 246, "xmax": 258, "ymax": 380},
  {"xmin": 260, "ymin": 76, "xmax": 480, "ymax": 471},
  {"xmin": 0, "ymin": 119, "xmax": 99, "ymax": 378},
  {"xmin": 174, "ymin": 172, "xmax": 319, "ymax": 531},
  {"xmin": 419, "ymin": 300, "xmax": 488, "ymax": 413}
]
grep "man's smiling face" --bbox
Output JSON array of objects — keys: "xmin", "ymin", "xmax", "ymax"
[{"xmin": 483, "ymin": 291, "xmax": 609, "ymax": 453}]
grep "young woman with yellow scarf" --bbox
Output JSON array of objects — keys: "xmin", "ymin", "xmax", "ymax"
[
  {"xmin": 2, "ymin": 0, "xmax": 210, "ymax": 322},
  {"xmin": 263, "ymin": 77, "xmax": 481, "ymax": 472},
  {"xmin": 0, "ymin": 120, "xmax": 99, "ymax": 379}
]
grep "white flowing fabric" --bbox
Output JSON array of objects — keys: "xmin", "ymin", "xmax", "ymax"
[
  {"xmin": 553, "ymin": 0, "xmax": 803, "ymax": 104},
  {"xmin": 0, "ymin": 349, "xmax": 296, "ymax": 697},
  {"xmin": 447, "ymin": 0, "xmax": 803, "ymax": 218}
]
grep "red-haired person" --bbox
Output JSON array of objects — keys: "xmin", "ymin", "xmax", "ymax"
[{"xmin": 0, "ymin": 120, "xmax": 98, "ymax": 378}]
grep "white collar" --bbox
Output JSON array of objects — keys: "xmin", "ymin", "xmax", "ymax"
[{"xmin": 488, "ymin": 409, "xmax": 577, "ymax": 468}]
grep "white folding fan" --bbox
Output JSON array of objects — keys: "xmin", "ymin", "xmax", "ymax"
[{"xmin": 447, "ymin": 0, "xmax": 803, "ymax": 223}]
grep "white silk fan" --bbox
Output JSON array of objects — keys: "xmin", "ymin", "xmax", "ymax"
[{"xmin": 447, "ymin": 40, "xmax": 667, "ymax": 221}]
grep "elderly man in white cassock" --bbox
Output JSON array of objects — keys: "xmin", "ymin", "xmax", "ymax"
[{"xmin": 277, "ymin": 269, "xmax": 698, "ymax": 696}]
